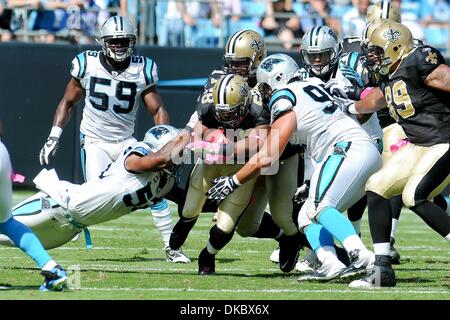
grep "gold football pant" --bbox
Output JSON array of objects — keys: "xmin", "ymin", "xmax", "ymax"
[
  {"xmin": 236, "ymin": 154, "xmax": 299, "ymax": 237},
  {"xmin": 366, "ymin": 142, "xmax": 450, "ymax": 207},
  {"xmin": 182, "ymin": 161, "xmax": 256, "ymax": 233}
]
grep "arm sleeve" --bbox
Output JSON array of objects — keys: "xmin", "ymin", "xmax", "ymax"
[
  {"xmin": 268, "ymin": 88, "xmax": 296, "ymax": 122},
  {"xmin": 415, "ymin": 46, "xmax": 446, "ymax": 82},
  {"xmin": 143, "ymin": 57, "xmax": 159, "ymax": 88},
  {"xmin": 70, "ymin": 52, "xmax": 87, "ymax": 80}
]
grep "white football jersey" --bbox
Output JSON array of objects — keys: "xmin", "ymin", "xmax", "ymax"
[
  {"xmin": 70, "ymin": 50, "xmax": 158, "ymax": 141},
  {"xmin": 269, "ymin": 77, "xmax": 373, "ymax": 162},
  {"xmin": 34, "ymin": 142, "xmax": 174, "ymax": 227}
]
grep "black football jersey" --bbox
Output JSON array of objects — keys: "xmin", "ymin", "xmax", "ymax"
[{"xmin": 379, "ymin": 46, "xmax": 450, "ymax": 146}]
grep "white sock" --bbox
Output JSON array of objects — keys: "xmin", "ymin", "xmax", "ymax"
[
  {"xmin": 42, "ymin": 260, "xmax": 57, "ymax": 272},
  {"xmin": 342, "ymin": 234, "xmax": 366, "ymax": 252},
  {"xmin": 390, "ymin": 218, "xmax": 399, "ymax": 239},
  {"xmin": 206, "ymin": 241, "xmax": 218, "ymax": 255},
  {"xmin": 373, "ymin": 242, "xmax": 391, "ymax": 256},
  {"xmin": 150, "ymin": 205, "xmax": 173, "ymax": 248},
  {"xmin": 445, "ymin": 233, "xmax": 450, "ymax": 243},
  {"xmin": 315, "ymin": 246, "xmax": 338, "ymax": 263},
  {"xmin": 351, "ymin": 219, "xmax": 361, "ymax": 235}
]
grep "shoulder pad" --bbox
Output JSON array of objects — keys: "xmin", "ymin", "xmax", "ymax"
[{"xmin": 125, "ymin": 142, "xmax": 152, "ymax": 157}]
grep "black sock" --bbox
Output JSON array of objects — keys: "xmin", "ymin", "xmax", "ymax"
[
  {"xmin": 209, "ymin": 225, "xmax": 235, "ymax": 251},
  {"xmin": 367, "ymin": 191, "xmax": 392, "ymax": 244},
  {"xmin": 389, "ymin": 195, "xmax": 403, "ymax": 220},
  {"xmin": 169, "ymin": 216, "xmax": 198, "ymax": 250},
  {"xmin": 432, "ymin": 194, "xmax": 447, "ymax": 211},
  {"xmin": 410, "ymin": 201, "xmax": 450, "ymax": 238},
  {"xmin": 251, "ymin": 211, "xmax": 282, "ymax": 239},
  {"xmin": 347, "ymin": 195, "xmax": 367, "ymax": 222}
]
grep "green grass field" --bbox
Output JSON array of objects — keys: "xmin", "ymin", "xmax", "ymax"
[{"xmin": 0, "ymin": 189, "xmax": 448, "ymax": 300}]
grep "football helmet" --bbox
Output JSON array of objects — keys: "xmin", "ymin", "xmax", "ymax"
[
  {"xmin": 212, "ymin": 74, "xmax": 250, "ymax": 128},
  {"xmin": 360, "ymin": 19, "xmax": 387, "ymax": 70},
  {"xmin": 144, "ymin": 125, "xmax": 182, "ymax": 178},
  {"xmin": 224, "ymin": 30, "xmax": 267, "ymax": 77},
  {"xmin": 366, "ymin": 21, "xmax": 414, "ymax": 75},
  {"xmin": 300, "ymin": 26, "xmax": 340, "ymax": 77},
  {"xmin": 97, "ymin": 15, "xmax": 137, "ymax": 62},
  {"xmin": 366, "ymin": 0, "xmax": 401, "ymax": 24},
  {"xmin": 256, "ymin": 53, "xmax": 299, "ymax": 102}
]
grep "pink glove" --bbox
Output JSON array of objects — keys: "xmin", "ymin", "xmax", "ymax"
[
  {"xmin": 11, "ymin": 172, "xmax": 25, "ymax": 183},
  {"xmin": 360, "ymin": 87, "xmax": 375, "ymax": 100},
  {"xmin": 390, "ymin": 138, "xmax": 410, "ymax": 153}
]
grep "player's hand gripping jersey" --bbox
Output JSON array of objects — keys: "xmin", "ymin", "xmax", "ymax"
[{"xmin": 71, "ymin": 51, "xmax": 158, "ymax": 141}]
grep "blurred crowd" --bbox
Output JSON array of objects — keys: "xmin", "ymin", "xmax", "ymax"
[{"xmin": 0, "ymin": 0, "xmax": 449, "ymax": 55}]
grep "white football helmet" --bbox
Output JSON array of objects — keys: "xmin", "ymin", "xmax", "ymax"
[
  {"xmin": 144, "ymin": 125, "xmax": 180, "ymax": 153},
  {"xmin": 97, "ymin": 15, "xmax": 137, "ymax": 62},
  {"xmin": 300, "ymin": 26, "xmax": 340, "ymax": 77},
  {"xmin": 256, "ymin": 53, "xmax": 299, "ymax": 102}
]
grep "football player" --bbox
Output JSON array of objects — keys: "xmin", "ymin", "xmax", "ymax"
[
  {"xmin": 342, "ymin": 21, "xmax": 450, "ymax": 288},
  {"xmin": 38, "ymin": 16, "xmax": 188, "ymax": 263},
  {"xmin": 293, "ymin": 25, "xmax": 383, "ymax": 273},
  {"xmin": 1, "ymin": 126, "xmax": 185, "ymax": 253},
  {"xmin": 207, "ymin": 54, "xmax": 381, "ymax": 281},
  {"xmin": 0, "ymin": 120, "xmax": 67, "ymax": 291},
  {"xmin": 171, "ymin": 74, "xmax": 277, "ymax": 275}
]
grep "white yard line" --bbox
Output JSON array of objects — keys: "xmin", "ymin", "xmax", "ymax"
[{"xmin": 80, "ymin": 287, "xmax": 450, "ymax": 294}]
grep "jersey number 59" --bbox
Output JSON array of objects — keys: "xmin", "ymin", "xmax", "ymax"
[{"xmin": 89, "ymin": 76, "xmax": 137, "ymax": 114}]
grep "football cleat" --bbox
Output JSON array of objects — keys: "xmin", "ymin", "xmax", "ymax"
[
  {"xmin": 295, "ymin": 249, "xmax": 321, "ymax": 274},
  {"xmin": 390, "ymin": 237, "xmax": 401, "ymax": 265},
  {"xmin": 337, "ymin": 249, "xmax": 375, "ymax": 281},
  {"xmin": 297, "ymin": 257, "xmax": 345, "ymax": 282},
  {"xmin": 270, "ymin": 247, "xmax": 280, "ymax": 264},
  {"xmin": 349, "ymin": 256, "xmax": 397, "ymax": 288},
  {"xmin": 198, "ymin": 248, "xmax": 215, "ymax": 275},
  {"xmin": 165, "ymin": 247, "xmax": 191, "ymax": 263},
  {"xmin": 39, "ymin": 265, "xmax": 68, "ymax": 292},
  {"xmin": 278, "ymin": 232, "xmax": 305, "ymax": 273}
]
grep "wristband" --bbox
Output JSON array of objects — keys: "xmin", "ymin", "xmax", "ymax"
[
  {"xmin": 360, "ymin": 87, "xmax": 375, "ymax": 100},
  {"xmin": 49, "ymin": 126, "xmax": 63, "ymax": 138},
  {"xmin": 232, "ymin": 174, "xmax": 242, "ymax": 186}
]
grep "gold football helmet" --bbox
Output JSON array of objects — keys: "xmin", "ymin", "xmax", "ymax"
[
  {"xmin": 212, "ymin": 74, "xmax": 250, "ymax": 128},
  {"xmin": 224, "ymin": 30, "xmax": 267, "ymax": 77},
  {"xmin": 366, "ymin": 0, "xmax": 401, "ymax": 24},
  {"xmin": 366, "ymin": 21, "xmax": 414, "ymax": 75}
]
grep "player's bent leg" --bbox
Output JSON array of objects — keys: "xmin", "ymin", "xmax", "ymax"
[{"xmin": 403, "ymin": 143, "xmax": 450, "ymax": 240}]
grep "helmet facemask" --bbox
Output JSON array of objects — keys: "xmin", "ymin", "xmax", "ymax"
[
  {"xmin": 101, "ymin": 35, "xmax": 136, "ymax": 62},
  {"xmin": 214, "ymin": 102, "xmax": 248, "ymax": 129},
  {"xmin": 301, "ymin": 48, "xmax": 336, "ymax": 76}
]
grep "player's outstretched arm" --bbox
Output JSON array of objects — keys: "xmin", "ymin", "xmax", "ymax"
[
  {"xmin": 39, "ymin": 78, "xmax": 83, "ymax": 165},
  {"xmin": 142, "ymin": 86, "xmax": 170, "ymax": 125},
  {"xmin": 424, "ymin": 64, "xmax": 450, "ymax": 93},
  {"xmin": 354, "ymin": 87, "xmax": 387, "ymax": 114},
  {"xmin": 235, "ymin": 111, "xmax": 295, "ymax": 184},
  {"xmin": 125, "ymin": 132, "xmax": 190, "ymax": 173}
]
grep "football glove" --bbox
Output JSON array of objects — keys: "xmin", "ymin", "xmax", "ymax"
[
  {"xmin": 293, "ymin": 180, "xmax": 310, "ymax": 205},
  {"xmin": 325, "ymin": 79, "xmax": 351, "ymax": 99},
  {"xmin": 206, "ymin": 175, "xmax": 241, "ymax": 205},
  {"xmin": 39, "ymin": 127, "xmax": 62, "ymax": 165}
]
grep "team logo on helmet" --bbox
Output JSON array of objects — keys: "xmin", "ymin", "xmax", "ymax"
[
  {"xmin": 250, "ymin": 39, "xmax": 263, "ymax": 52},
  {"xmin": 384, "ymin": 27, "xmax": 401, "ymax": 43}
]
